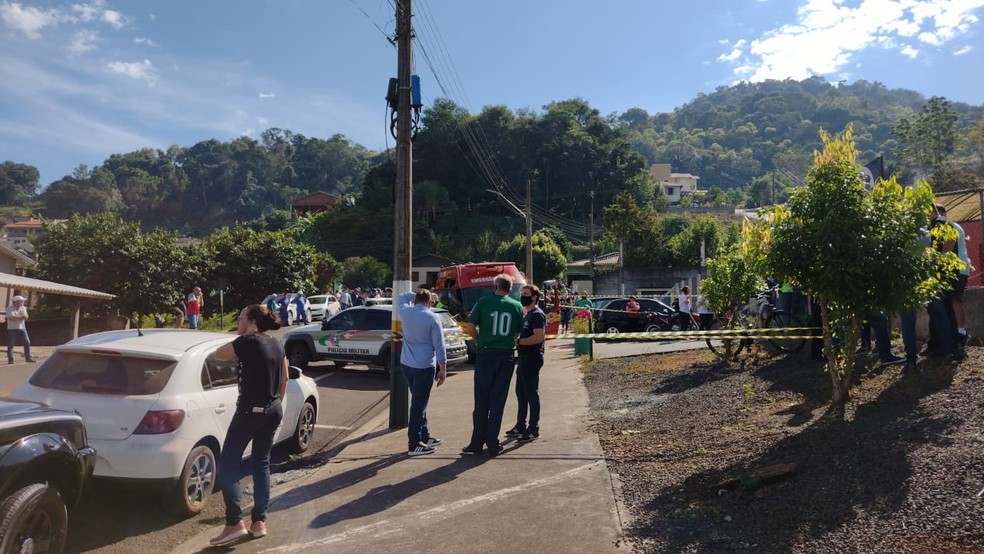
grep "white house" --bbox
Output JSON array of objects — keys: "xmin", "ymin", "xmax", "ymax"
[{"xmin": 651, "ymin": 164, "xmax": 700, "ymax": 204}]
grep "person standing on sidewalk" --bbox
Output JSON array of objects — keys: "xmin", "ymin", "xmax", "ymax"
[
  {"xmin": 462, "ymin": 274, "xmax": 523, "ymax": 458},
  {"xmin": 210, "ymin": 304, "xmax": 287, "ymax": 546},
  {"xmin": 398, "ymin": 289, "xmax": 448, "ymax": 456},
  {"xmin": 187, "ymin": 286, "xmax": 203, "ymax": 330},
  {"xmin": 506, "ymin": 284, "xmax": 546, "ymax": 443},
  {"xmin": 6, "ymin": 295, "xmax": 34, "ymax": 364}
]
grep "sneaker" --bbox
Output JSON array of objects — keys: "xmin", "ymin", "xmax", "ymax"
[
  {"xmin": 879, "ymin": 354, "xmax": 905, "ymax": 366},
  {"xmin": 249, "ymin": 521, "xmax": 267, "ymax": 538},
  {"xmin": 425, "ymin": 437, "xmax": 443, "ymax": 447},
  {"xmin": 517, "ymin": 429, "xmax": 538, "ymax": 443},
  {"xmin": 957, "ymin": 333, "xmax": 970, "ymax": 348},
  {"xmin": 461, "ymin": 444, "xmax": 483, "ymax": 456},
  {"xmin": 210, "ymin": 523, "xmax": 248, "ymax": 546},
  {"xmin": 408, "ymin": 442, "xmax": 435, "ymax": 457},
  {"xmin": 504, "ymin": 426, "xmax": 524, "ymax": 437},
  {"xmin": 487, "ymin": 444, "xmax": 504, "ymax": 458},
  {"xmin": 951, "ymin": 348, "xmax": 967, "ymax": 361},
  {"xmin": 25, "ymin": 357, "xmax": 36, "ymax": 363}
]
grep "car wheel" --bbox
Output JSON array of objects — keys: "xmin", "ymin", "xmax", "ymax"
[
  {"xmin": 645, "ymin": 324, "xmax": 663, "ymax": 333},
  {"xmin": 0, "ymin": 483, "xmax": 67, "ymax": 554},
  {"xmin": 333, "ymin": 361, "xmax": 348, "ymax": 369},
  {"xmin": 173, "ymin": 445, "xmax": 216, "ymax": 516},
  {"xmin": 286, "ymin": 342, "xmax": 310, "ymax": 371},
  {"xmin": 290, "ymin": 402, "xmax": 316, "ymax": 453},
  {"xmin": 604, "ymin": 325, "xmax": 621, "ymax": 334}
]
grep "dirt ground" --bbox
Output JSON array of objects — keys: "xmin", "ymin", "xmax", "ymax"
[{"xmin": 582, "ymin": 342, "xmax": 984, "ymax": 553}]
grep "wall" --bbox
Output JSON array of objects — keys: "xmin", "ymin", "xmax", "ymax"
[
  {"xmin": 901, "ymin": 287, "xmax": 984, "ymax": 343},
  {"xmin": 593, "ymin": 267, "xmax": 705, "ymax": 296}
]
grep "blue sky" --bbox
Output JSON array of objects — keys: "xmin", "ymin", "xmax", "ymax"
[{"xmin": 2, "ymin": 0, "xmax": 983, "ymax": 187}]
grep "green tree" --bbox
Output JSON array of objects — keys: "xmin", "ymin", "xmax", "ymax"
[
  {"xmin": 0, "ymin": 161, "xmax": 40, "ymax": 204},
  {"xmin": 892, "ymin": 96, "xmax": 958, "ymax": 171},
  {"xmin": 600, "ymin": 192, "xmax": 665, "ymax": 267},
  {"xmin": 200, "ymin": 226, "xmax": 318, "ymax": 310},
  {"xmin": 341, "ymin": 256, "xmax": 391, "ymax": 289},
  {"xmin": 493, "ymin": 232, "xmax": 567, "ymax": 281},
  {"xmin": 749, "ymin": 127, "xmax": 955, "ymax": 403},
  {"xmin": 699, "ymin": 242, "xmax": 763, "ymax": 360},
  {"xmin": 33, "ymin": 213, "xmax": 195, "ymax": 321},
  {"xmin": 666, "ymin": 216, "xmax": 732, "ymax": 266}
]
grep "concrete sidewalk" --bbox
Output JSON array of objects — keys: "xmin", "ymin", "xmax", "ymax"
[{"xmin": 172, "ymin": 341, "xmax": 631, "ymax": 554}]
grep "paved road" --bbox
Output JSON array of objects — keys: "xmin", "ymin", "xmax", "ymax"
[{"xmin": 0, "ymin": 330, "xmax": 396, "ymax": 554}]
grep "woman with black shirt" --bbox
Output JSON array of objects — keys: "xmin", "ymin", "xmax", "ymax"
[{"xmin": 209, "ymin": 304, "xmax": 288, "ymax": 546}]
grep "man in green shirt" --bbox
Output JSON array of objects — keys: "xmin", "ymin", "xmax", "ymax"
[{"xmin": 461, "ymin": 274, "xmax": 524, "ymax": 457}]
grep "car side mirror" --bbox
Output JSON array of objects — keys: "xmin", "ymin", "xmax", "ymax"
[{"xmin": 288, "ymin": 365, "xmax": 302, "ymax": 379}]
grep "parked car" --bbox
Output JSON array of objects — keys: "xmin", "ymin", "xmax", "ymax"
[
  {"xmin": 12, "ymin": 329, "xmax": 319, "ymax": 516},
  {"xmin": 0, "ymin": 398, "xmax": 95, "ymax": 554},
  {"xmin": 260, "ymin": 293, "xmax": 313, "ymax": 325},
  {"xmin": 594, "ymin": 297, "xmax": 675, "ymax": 335},
  {"xmin": 283, "ymin": 305, "xmax": 467, "ymax": 372},
  {"xmin": 307, "ymin": 294, "xmax": 342, "ymax": 321}
]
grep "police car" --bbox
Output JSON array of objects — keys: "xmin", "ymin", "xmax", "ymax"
[{"xmin": 282, "ymin": 305, "xmax": 468, "ymax": 372}]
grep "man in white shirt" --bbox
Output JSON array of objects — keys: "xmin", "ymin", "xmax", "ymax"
[{"xmin": 6, "ymin": 295, "xmax": 34, "ymax": 364}]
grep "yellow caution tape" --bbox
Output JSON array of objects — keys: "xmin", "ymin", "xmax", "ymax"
[{"xmin": 546, "ymin": 327, "xmax": 822, "ymax": 340}]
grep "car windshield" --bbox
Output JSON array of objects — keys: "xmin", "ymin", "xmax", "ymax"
[
  {"xmin": 436, "ymin": 311, "xmax": 460, "ymax": 330},
  {"xmin": 29, "ymin": 351, "xmax": 178, "ymax": 395},
  {"xmin": 309, "ymin": 296, "xmax": 327, "ymax": 304}
]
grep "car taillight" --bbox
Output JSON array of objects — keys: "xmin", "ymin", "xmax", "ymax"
[{"xmin": 134, "ymin": 410, "xmax": 185, "ymax": 434}]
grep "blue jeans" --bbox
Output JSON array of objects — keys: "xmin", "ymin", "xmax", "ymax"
[
  {"xmin": 402, "ymin": 364, "xmax": 436, "ymax": 449},
  {"xmin": 187, "ymin": 314, "xmax": 199, "ymax": 330},
  {"xmin": 867, "ymin": 312, "xmax": 893, "ymax": 360},
  {"xmin": 217, "ymin": 403, "xmax": 283, "ymax": 526},
  {"xmin": 7, "ymin": 329, "xmax": 30, "ymax": 361},
  {"xmin": 900, "ymin": 310, "xmax": 918, "ymax": 361},
  {"xmin": 927, "ymin": 298, "xmax": 955, "ymax": 354},
  {"xmin": 470, "ymin": 349, "xmax": 515, "ymax": 450},
  {"xmin": 515, "ymin": 352, "xmax": 543, "ymax": 431}
]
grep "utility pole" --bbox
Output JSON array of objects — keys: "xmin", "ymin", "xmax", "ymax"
[
  {"xmin": 588, "ymin": 191, "xmax": 595, "ymax": 285},
  {"xmin": 389, "ymin": 0, "xmax": 412, "ymax": 429},
  {"xmin": 526, "ymin": 178, "xmax": 533, "ymax": 286}
]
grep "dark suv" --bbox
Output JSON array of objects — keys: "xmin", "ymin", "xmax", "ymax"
[
  {"xmin": 0, "ymin": 398, "xmax": 95, "ymax": 554},
  {"xmin": 594, "ymin": 297, "xmax": 675, "ymax": 335}
]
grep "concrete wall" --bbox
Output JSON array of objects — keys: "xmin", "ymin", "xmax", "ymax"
[{"xmin": 593, "ymin": 267, "xmax": 705, "ymax": 296}]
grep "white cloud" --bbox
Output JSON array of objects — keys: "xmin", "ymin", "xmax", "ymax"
[
  {"xmin": 67, "ymin": 29, "xmax": 98, "ymax": 54},
  {"xmin": 0, "ymin": 2, "xmax": 62, "ymax": 38},
  {"xmin": 900, "ymin": 45, "xmax": 919, "ymax": 58},
  {"xmin": 258, "ymin": 92, "xmax": 275, "ymax": 99},
  {"xmin": 718, "ymin": 0, "xmax": 984, "ymax": 82},
  {"xmin": 134, "ymin": 36, "xmax": 157, "ymax": 47},
  {"xmin": 107, "ymin": 59, "xmax": 157, "ymax": 85},
  {"xmin": 953, "ymin": 45, "xmax": 973, "ymax": 55}
]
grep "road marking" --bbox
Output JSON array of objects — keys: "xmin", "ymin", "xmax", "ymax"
[
  {"xmin": 313, "ymin": 372, "xmax": 337, "ymax": 383},
  {"xmin": 257, "ymin": 462, "xmax": 600, "ymax": 552},
  {"xmin": 314, "ymin": 424, "xmax": 352, "ymax": 431}
]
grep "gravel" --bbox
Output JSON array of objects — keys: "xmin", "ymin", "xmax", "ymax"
[{"xmin": 582, "ymin": 345, "xmax": 984, "ymax": 553}]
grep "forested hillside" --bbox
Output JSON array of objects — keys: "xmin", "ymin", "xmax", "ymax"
[{"xmin": 3, "ymin": 78, "xmax": 983, "ymax": 265}]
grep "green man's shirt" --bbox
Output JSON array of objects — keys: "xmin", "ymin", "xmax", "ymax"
[{"xmin": 468, "ymin": 293, "xmax": 524, "ymax": 350}]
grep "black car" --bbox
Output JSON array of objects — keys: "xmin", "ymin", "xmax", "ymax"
[
  {"xmin": 594, "ymin": 297, "xmax": 675, "ymax": 334},
  {"xmin": 0, "ymin": 398, "xmax": 95, "ymax": 554}
]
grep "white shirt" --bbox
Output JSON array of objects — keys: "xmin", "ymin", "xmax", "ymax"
[
  {"xmin": 678, "ymin": 294, "xmax": 691, "ymax": 314},
  {"xmin": 6, "ymin": 305, "xmax": 27, "ymax": 330}
]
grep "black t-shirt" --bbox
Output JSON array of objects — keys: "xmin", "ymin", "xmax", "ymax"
[
  {"xmin": 232, "ymin": 334, "xmax": 284, "ymax": 411},
  {"xmin": 518, "ymin": 307, "xmax": 546, "ymax": 355}
]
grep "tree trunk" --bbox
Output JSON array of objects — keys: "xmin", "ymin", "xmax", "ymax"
[{"xmin": 822, "ymin": 301, "xmax": 861, "ymax": 404}]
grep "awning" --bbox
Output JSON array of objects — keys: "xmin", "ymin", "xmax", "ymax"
[{"xmin": 0, "ymin": 272, "xmax": 114, "ymax": 300}]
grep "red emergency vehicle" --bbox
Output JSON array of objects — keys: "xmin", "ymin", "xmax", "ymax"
[{"xmin": 434, "ymin": 263, "xmax": 560, "ymax": 360}]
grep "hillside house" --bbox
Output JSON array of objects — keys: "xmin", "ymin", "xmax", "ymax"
[
  {"xmin": 2, "ymin": 218, "xmax": 66, "ymax": 253},
  {"xmin": 291, "ymin": 191, "xmax": 340, "ymax": 216},
  {"xmin": 651, "ymin": 164, "xmax": 700, "ymax": 204}
]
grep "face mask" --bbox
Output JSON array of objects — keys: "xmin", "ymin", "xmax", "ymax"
[{"xmin": 520, "ymin": 295, "xmax": 534, "ymax": 306}]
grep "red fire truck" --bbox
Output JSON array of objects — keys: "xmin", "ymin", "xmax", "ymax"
[{"xmin": 434, "ymin": 263, "xmax": 559, "ymax": 360}]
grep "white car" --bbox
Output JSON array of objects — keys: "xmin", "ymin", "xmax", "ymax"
[
  {"xmin": 307, "ymin": 294, "xmax": 341, "ymax": 321},
  {"xmin": 12, "ymin": 329, "xmax": 319, "ymax": 516}
]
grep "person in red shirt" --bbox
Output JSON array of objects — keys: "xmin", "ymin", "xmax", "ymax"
[
  {"xmin": 626, "ymin": 295, "xmax": 641, "ymax": 331},
  {"xmin": 187, "ymin": 286, "xmax": 203, "ymax": 330}
]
